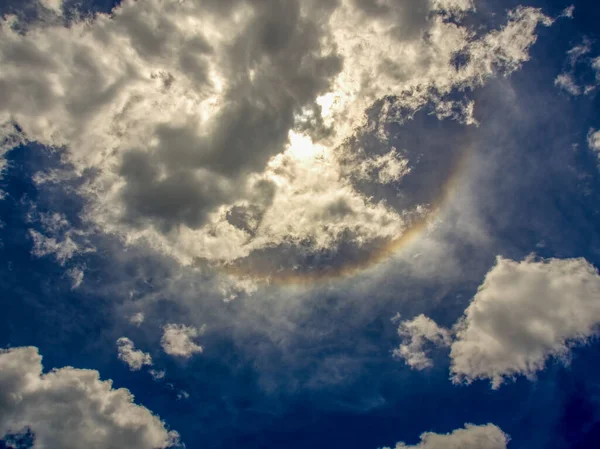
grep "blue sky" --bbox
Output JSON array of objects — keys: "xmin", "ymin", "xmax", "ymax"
[{"xmin": 1, "ymin": 1, "xmax": 600, "ymax": 449}]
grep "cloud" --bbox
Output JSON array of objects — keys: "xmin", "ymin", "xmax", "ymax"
[
  {"xmin": 161, "ymin": 324, "xmax": 204, "ymax": 358},
  {"xmin": 29, "ymin": 229, "xmax": 80, "ymax": 265},
  {"xmin": 0, "ymin": 0, "xmax": 554, "ymax": 275},
  {"xmin": 395, "ymin": 256, "xmax": 600, "ymax": 389},
  {"xmin": 393, "ymin": 314, "xmax": 451, "ymax": 370},
  {"xmin": 394, "ymin": 257, "xmax": 600, "ymax": 389},
  {"xmin": 0, "ymin": 346, "xmax": 179, "ymax": 449},
  {"xmin": 450, "ymin": 256, "xmax": 600, "ymax": 388},
  {"xmin": 28, "ymin": 211, "xmax": 95, "ymax": 267},
  {"xmin": 554, "ymin": 73, "xmax": 582, "ymax": 96},
  {"xmin": 65, "ymin": 266, "xmax": 85, "ymax": 289},
  {"xmin": 588, "ymin": 128, "xmax": 600, "ymax": 157},
  {"xmin": 130, "ymin": 312, "xmax": 145, "ymax": 327},
  {"xmin": 381, "ymin": 423, "xmax": 508, "ymax": 449},
  {"xmin": 117, "ymin": 337, "xmax": 153, "ymax": 371},
  {"xmin": 39, "ymin": 0, "xmax": 62, "ymax": 14},
  {"xmin": 555, "ymin": 38, "xmax": 600, "ymax": 96},
  {"xmin": 149, "ymin": 369, "xmax": 166, "ymax": 381}
]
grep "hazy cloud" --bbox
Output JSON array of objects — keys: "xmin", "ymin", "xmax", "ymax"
[
  {"xmin": 381, "ymin": 423, "xmax": 508, "ymax": 449},
  {"xmin": 0, "ymin": 0, "xmax": 554, "ymax": 273}
]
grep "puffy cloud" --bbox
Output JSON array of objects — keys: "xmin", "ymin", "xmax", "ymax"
[
  {"xmin": 588, "ymin": 128, "xmax": 600, "ymax": 156},
  {"xmin": 117, "ymin": 337, "xmax": 153, "ymax": 371},
  {"xmin": 393, "ymin": 314, "xmax": 451, "ymax": 370},
  {"xmin": 129, "ymin": 312, "xmax": 145, "ymax": 327},
  {"xmin": 161, "ymin": 324, "xmax": 204, "ymax": 358},
  {"xmin": 0, "ymin": 0, "xmax": 554, "ymax": 275},
  {"xmin": 395, "ymin": 257, "xmax": 600, "ymax": 389},
  {"xmin": 381, "ymin": 423, "xmax": 508, "ymax": 449},
  {"xmin": 450, "ymin": 256, "xmax": 600, "ymax": 388},
  {"xmin": 0, "ymin": 346, "xmax": 179, "ymax": 449}
]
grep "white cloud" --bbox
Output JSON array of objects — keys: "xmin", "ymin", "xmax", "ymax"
[
  {"xmin": 149, "ymin": 369, "xmax": 166, "ymax": 381},
  {"xmin": 353, "ymin": 148, "xmax": 411, "ymax": 185},
  {"xmin": 176, "ymin": 390, "xmax": 190, "ymax": 400},
  {"xmin": 65, "ymin": 266, "xmax": 85, "ymax": 289},
  {"xmin": 39, "ymin": 0, "xmax": 63, "ymax": 14},
  {"xmin": 381, "ymin": 423, "xmax": 508, "ymax": 449},
  {"xmin": 554, "ymin": 73, "xmax": 581, "ymax": 96},
  {"xmin": 395, "ymin": 256, "xmax": 600, "ymax": 389},
  {"xmin": 0, "ymin": 0, "xmax": 554, "ymax": 273},
  {"xmin": 555, "ymin": 38, "xmax": 600, "ymax": 96},
  {"xmin": 561, "ymin": 5, "xmax": 575, "ymax": 18},
  {"xmin": 117, "ymin": 337, "xmax": 153, "ymax": 371},
  {"xmin": 161, "ymin": 324, "xmax": 204, "ymax": 358},
  {"xmin": 28, "ymin": 212, "xmax": 95, "ymax": 267},
  {"xmin": 393, "ymin": 314, "xmax": 451, "ymax": 370},
  {"xmin": 130, "ymin": 312, "xmax": 145, "ymax": 327},
  {"xmin": 588, "ymin": 128, "xmax": 600, "ymax": 157},
  {"xmin": 0, "ymin": 346, "xmax": 179, "ymax": 449},
  {"xmin": 29, "ymin": 229, "xmax": 80, "ymax": 265},
  {"xmin": 450, "ymin": 256, "xmax": 600, "ymax": 388}
]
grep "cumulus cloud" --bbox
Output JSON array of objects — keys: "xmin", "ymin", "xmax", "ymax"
[
  {"xmin": 393, "ymin": 314, "xmax": 451, "ymax": 370},
  {"xmin": 450, "ymin": 256, "xmax": 600, "ymax": 388},
  {"xmin": 381, "ymin": 423, "xmax": 508, "ymax": 449},
  {"xmin": 117, "ymin": 337, "xmax": 153, "ymax": 371},
  {"xmin": 396, "ymin": 256, "xmax": 600, "ymax": 388},
  {"xmin": 161, "ymin": 324, "xmax": 204, "ymax": 358},
  {"xmin": 0, "ymin": 346, "xmax": 179, "ymax": 449},
  {"xmin": 0, "ymin": 0, "xmax": 554, "ymax": 275}
]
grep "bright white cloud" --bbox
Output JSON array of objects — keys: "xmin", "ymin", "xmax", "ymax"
[
  {"xmin": 395, "ymin": 256, "xmax": 600, "ymax": 389},
  {"xmin": 393, "ymin": 314, "xmax": 451, "ymax": 370},
  {"xmin": 0, "ymin": 346, "xmax": 179, "ymax": 449},
  {"xmin": 117, "ymin": 337, "xmax": 153, "ymax": 371},
  {"xmin": 0, "ymin": 0, "xmax": 554, "ymax": 273},
  {"xmin": 381, "ymin": 423, "xmax": 508, "ymax": 449},
  {"xmin": 161, "ymin": 324, "xmax": 204, "ymax": 358},
  {"xmin": 451, "ymin": 256, "xmax": 600, "ymax": 388}
]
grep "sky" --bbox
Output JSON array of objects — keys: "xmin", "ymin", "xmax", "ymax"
[{"xmin": 1, "ymin": 0, "xmax": 600, "ymax": 448}]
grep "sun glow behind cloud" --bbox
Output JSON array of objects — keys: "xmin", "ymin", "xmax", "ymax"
[{"xmin": 0, "ymin": 0, "xmax": 554, "ymax": 283}]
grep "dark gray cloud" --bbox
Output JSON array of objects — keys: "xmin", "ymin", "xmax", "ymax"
[{"xmin": 352, "ymin": 0, "xmax": 431, "ymax": 40}]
